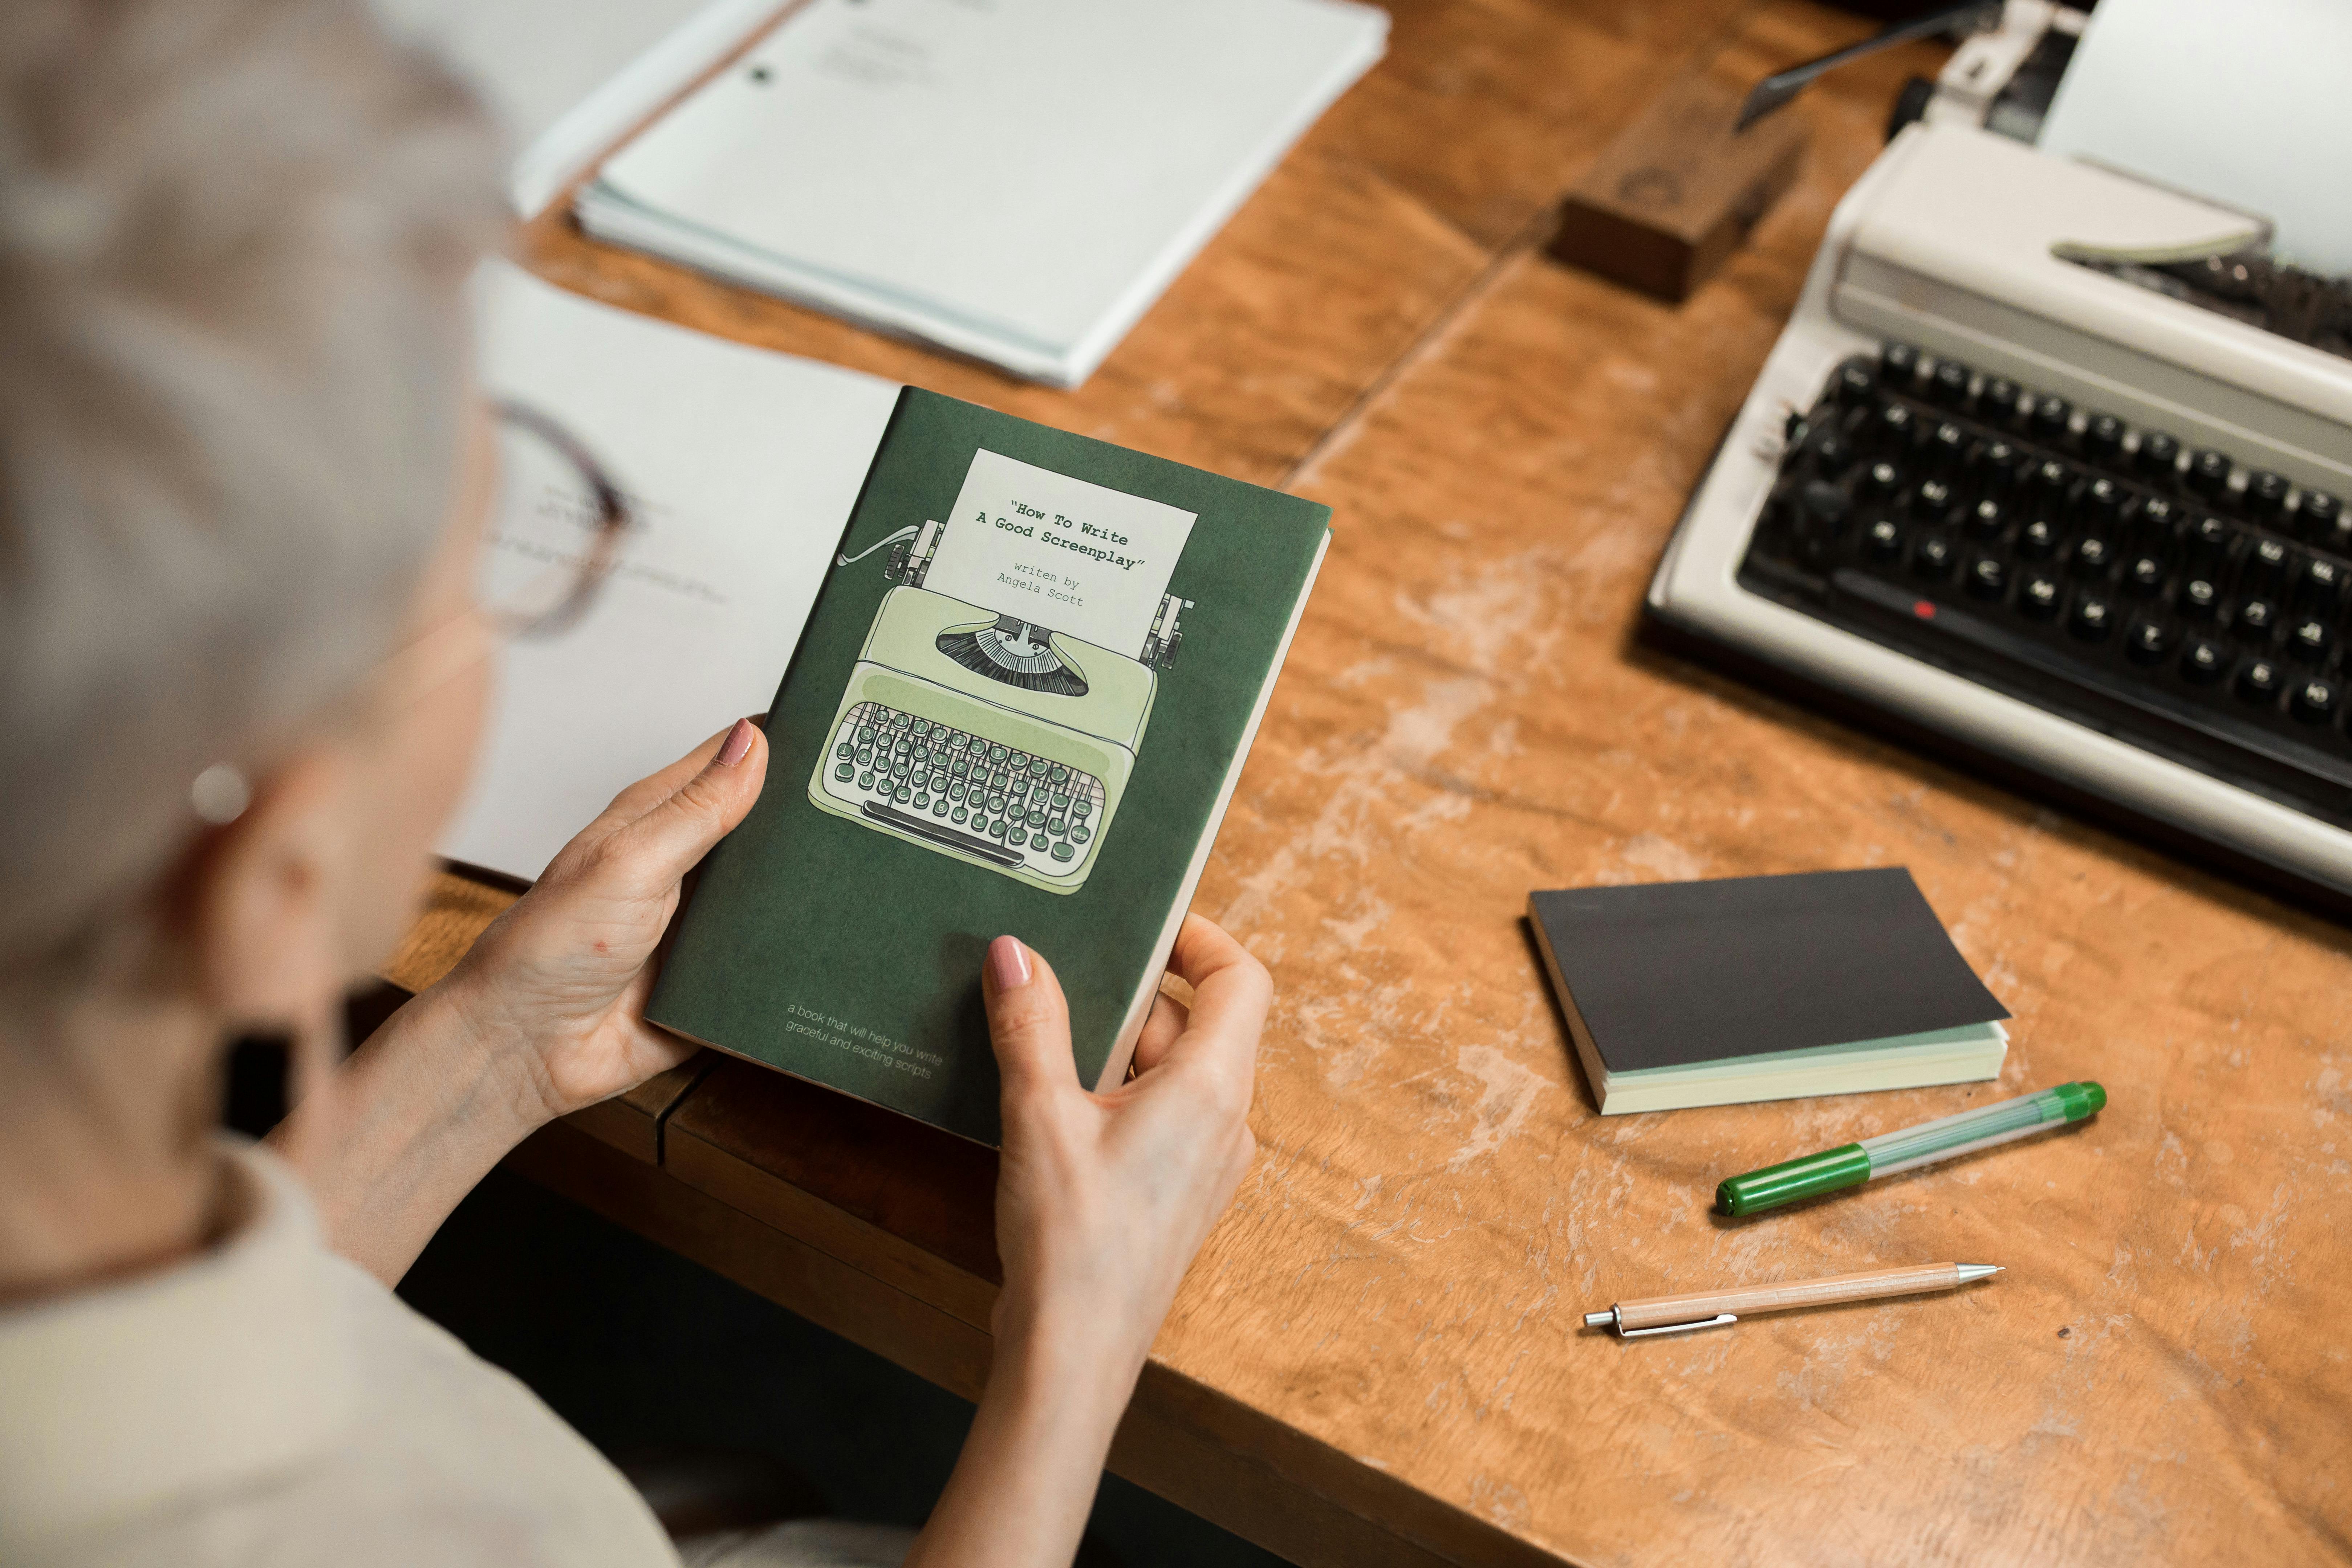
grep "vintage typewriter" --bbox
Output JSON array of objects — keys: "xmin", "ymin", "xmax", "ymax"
[
  {"xmin": 808, "ymin": 515, "xmax": 1189, "ymax": 894},
  {"xmin": 1650, "ymin": 121, "xmax": 2352, "ymax": 902}
]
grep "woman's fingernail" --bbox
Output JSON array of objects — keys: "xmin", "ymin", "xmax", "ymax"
[
  {"xmin": 987, "ymin": 935, "xmax": 1031, "ymax": 992},
  {"xmin": 716, "ymin": 718, "xmax": 756, "ymax": 767}
]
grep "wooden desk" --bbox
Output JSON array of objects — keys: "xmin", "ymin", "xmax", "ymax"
[{"xmin": 389, "ymin": 3, "xmax": 2352, "ymax": 1562}]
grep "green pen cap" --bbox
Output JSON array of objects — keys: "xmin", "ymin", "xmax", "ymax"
[
  {"xmin": 2051, "ymin": 1080, "xmax": 2106, "ymax": 1120},
  {"xmin": 1715, "ymin": 1081, "xmax": 2107, "ymax": 1218},
  {"xmin": 1715, "ymin": 1143, "xmax": 1870, "ymax": 1216}
]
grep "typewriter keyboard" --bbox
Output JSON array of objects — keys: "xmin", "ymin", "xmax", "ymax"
[
  {"xmin": 824, "ymin": 700, "xmax": 1108, "ymax": 874},
  {"xmin": 1740, "ymin": 342, "xmax": 2352, "ymax": 826}
]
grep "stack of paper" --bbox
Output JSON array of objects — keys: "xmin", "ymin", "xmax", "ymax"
[
  {"xmin": 443, "ymin": 263, "xmax": 900, "ymax": 881},
  {"xmin": 369, "ymin": 0, "xmax": 792, "ymax": 216},
  {"xmin": 574, "ymin": 0, "xmax": 1389, "ymax": 386}
]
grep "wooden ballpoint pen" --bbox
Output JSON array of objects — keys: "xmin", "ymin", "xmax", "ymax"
[{"xmin": 1583, "ymin": 1261, "xmax": 2002, "ymax": 1339}]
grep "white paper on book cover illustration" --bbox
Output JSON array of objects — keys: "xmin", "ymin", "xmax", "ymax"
[{"xmin": 920, "ymin": 449, "xmax": 1195, "ymax": 659}]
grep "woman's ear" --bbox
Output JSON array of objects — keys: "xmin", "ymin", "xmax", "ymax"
[{"xmin": 180, "ymin": 745, "xmax": 359, "ymax": 1032}]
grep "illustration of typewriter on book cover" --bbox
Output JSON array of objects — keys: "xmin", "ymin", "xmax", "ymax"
[{"xmin": 808, "ymin": 449, "xmax": 1197, "ymax": 894}]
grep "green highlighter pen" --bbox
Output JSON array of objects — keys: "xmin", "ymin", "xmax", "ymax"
[{"xmin": 1715, "ymin": 1081, "xmax": 2107, "ymax": 1216}]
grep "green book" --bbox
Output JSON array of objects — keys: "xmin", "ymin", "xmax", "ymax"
[{"xmin": 646, "ymin": 388, "xmax": 1331, "ymax": 1143}]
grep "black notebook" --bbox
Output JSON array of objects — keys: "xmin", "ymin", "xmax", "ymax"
[{"xmin": 1528, "ymin": 868, "xmax": 2010, "ymax": 1113}]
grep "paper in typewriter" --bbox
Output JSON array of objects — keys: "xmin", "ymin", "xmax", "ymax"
[
  {"xmin": 646, "ymin": 388, "xmax": 1330, "ymax": 1143},
  {"xmin": 2039, "ymin": 0, "xmax": 2352, "ymax": 275},
  {"xmin": 922, "ymin": 450, "xmax": 1196, "ymax": 658}
]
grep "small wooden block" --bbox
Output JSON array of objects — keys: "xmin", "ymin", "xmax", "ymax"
[{"xmin": 1549, "ymin": 73, "xmax": 1807, "ymax": 302}]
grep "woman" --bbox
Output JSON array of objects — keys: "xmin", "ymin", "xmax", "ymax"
[{"xmin": 0, "ymin": 3, "xmax": 1268, "ymax": 1565}]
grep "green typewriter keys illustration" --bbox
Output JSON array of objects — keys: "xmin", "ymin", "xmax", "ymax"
[{"xmin": 809, "ymin": 503, "xmax": 1192, "ymax": 895}]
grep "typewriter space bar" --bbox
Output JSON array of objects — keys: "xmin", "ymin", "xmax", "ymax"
[{"xmin": 861, "ymin": 802, "xmax": 1025, "ymax": 867}]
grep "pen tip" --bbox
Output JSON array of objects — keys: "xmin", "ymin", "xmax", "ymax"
[{"xmin": 1955, "ymin": 1263, "xmax": 2003, "ymax": 1282}]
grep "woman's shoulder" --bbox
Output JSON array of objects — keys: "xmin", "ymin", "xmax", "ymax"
[{"xmin": 0, "ymin": 1141, "xmax": 679, "ymax": 1568}]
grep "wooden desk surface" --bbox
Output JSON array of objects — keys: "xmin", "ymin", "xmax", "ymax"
[{"xmin": 389, "ymin": 3, "xmax": 2352, "ymax": 1563}]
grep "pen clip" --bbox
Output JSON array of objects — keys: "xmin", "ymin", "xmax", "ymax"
[{"xmin": 1620, "ymin": 1313, "xmax": 1738, "ymax": 1339}]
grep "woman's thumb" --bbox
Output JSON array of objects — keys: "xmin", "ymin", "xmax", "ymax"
[
  {"xmin": 605, "ymin": 717, "xmax": 767, "ymax": 890},
  {"xmin": 983, "ymin": 936, "xmax": 1077, "ymax": 1096}
]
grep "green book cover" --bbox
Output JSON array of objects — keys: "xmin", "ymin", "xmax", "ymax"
[{"xmin": 645, "ymin": 388, "xmax": 1331, "ymax": 1143}]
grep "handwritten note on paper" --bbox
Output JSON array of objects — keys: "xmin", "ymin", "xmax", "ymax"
[{"xmin": 923, "ymin": 448, "xmax": 1195, "ymax": 657}]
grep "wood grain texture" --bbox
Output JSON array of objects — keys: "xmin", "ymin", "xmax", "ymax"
[
  {"xmin": 390, "ymin": 1, "xmax": 2352, "ymax": 1561},
  {"xmin": 1173, "ymin": 21, "xmax": 2352, "ymax": 1567},
  {"xmin": 382, "ymin": 872, "xmax": 516, "ymax": 995}
]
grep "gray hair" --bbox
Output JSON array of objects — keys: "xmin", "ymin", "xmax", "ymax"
[{"xmin": 0, "ymin": 0, "xmax": 504, "ymax": 972}]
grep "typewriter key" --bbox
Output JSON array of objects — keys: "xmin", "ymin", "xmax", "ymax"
[
  {"xmin": 2181, "ymin": 638, "xmax": 2229, "ymax": 683},
  {"xmin": 2069, "ymin": 594, "xmax": 2114, "ymax": 641},
  {"xmin": 2189, "ymin": 450, "xmax": 2233, "ymax": 501},
  {"xmin": 2124, "ymin": 617, "xmax": 2175, "ymax": 665},
  {"xmin": 2083, "ymin": 414, "xmax": 2124, "ymax": 462}
]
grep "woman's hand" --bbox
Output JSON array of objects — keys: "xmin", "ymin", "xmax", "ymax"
[
  {"xmin": 440, "ymin": 716, "xmax": 769, "ymax": 1123},
  {"xmin": 904, "ymin": 915, "xmax": 1268, "ymax": 1568},
  {"xmin": 284, "ymin": 719, "xmax": 767, "ymax": 1281},
  {"xmin": 984, "ymin": 915, "xmax": 1267, "ymax": 1364}
]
